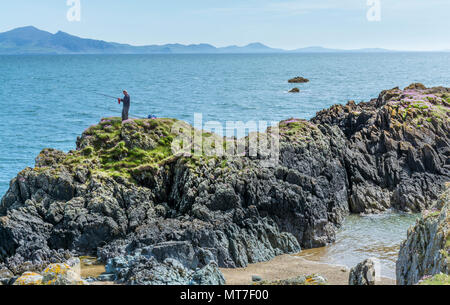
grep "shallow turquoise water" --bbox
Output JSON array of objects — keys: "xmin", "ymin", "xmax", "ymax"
[
  {"xmin": 1, "ymin": 53, "xmax": 449, "ymax": 195},
  {"xmin": 309, "ymin": 213, "xmax": 419, "ymax": 279}
]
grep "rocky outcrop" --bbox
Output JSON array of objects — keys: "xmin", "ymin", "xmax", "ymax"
[
  {"xmin": 288, "ymin": 77, "xmax": 309, "ymax": 83},
  {"xmin": 0, "ymin": 117, "xmax": 349, "ymax": 284},
  {"xmin": 396, "ymin": 184, "xmax": 449, "ymax": 285},
  {"xmin": 0, "ymin": 85, "xmax": 448, "ymax": 285},
  {"xmin": 349, "ymin": 259, "xmax": 376, "ymax": 285},
  {"xmin": 313, "ymin": 85, "xmax": 450, "ymax": 213}
]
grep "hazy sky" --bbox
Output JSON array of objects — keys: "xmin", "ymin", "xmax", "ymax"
[{"xmin": 1, "ymin": 0, "xmax": 449, "ymax": 50}]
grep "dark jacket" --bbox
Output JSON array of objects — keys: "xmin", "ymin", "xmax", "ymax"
[{"xmin": 120, "ymin": 94, "xmax": 130, "ymax": 108}]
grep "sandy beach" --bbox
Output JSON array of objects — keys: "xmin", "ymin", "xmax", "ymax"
[{"xmin": 221, "ymin": 254, "xmax": 396, "ymax": 286}]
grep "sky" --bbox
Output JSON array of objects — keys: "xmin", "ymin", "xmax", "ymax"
[{"xmin": 0, "ymin": 0, "xmax": 449, "ymax": 50}]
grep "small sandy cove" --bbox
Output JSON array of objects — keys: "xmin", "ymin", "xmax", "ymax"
[{"xmin": 221, "ymin": 254, "xmax": 395, "ymax": 286}]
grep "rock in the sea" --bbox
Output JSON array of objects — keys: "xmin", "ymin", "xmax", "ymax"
[
  {"xmin": 288, "ymin": 77, "xmax": 309, "ymax": 83},
  {"xmin": 349, "ymin": 259, "xmax": 376, "ymax": 285},
  {"xmin": 288, "ymin": 88, "xmax": 300, "ymax": 93},
  {"xmin": 396, "ymin": 184, "xmax": 449, "ymax": 285}
]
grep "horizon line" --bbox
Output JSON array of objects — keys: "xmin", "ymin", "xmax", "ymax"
[{"xmin": 2, "ymin": 25, "xmax": 450, "ymax": 53}]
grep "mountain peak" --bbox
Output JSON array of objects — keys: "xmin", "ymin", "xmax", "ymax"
[
  {"xmin": 245, "ymin": 42, "xmax": 270, "ymax": 48},
  {"xmin": 0, "ymin": 26, "xmax": 52, "ymax": 44},
  {"xmin": 6, "ymin": 25, "xmax": 49, "ymax": 34}
]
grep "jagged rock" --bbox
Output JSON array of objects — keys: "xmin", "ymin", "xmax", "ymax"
[
  {"xmin": 288, "ymin": 77, "xmax": 309, "ymax": 83},
  {"xmin": 396, "ymin": 185, "xmax": 449, "ymax": 285},
  {"xmin": 349, "ymin": 259, "xmax": 376, "ymax": 285},
  {"xmin": 0, "ymin": 266, "xmax": 14, "ymax": 285},
  {"xmin": 312, "ymin": 85, "xmax": 450, "ymax": 213},
  {"xmin": 106, "ymin": 252, "xmax": 224, "ymax": 285},
  {"xmin": 190, "ymin": 262, "xmax": 225, "ymax": 285}
]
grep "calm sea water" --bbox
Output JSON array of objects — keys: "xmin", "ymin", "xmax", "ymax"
[
  {"xmin": 0, "ymin": 53, "xmax": 446, "ymax": 274},
  {"xmin": 299, "ymin": 213, "xmax": 419, "ymax": 279}
]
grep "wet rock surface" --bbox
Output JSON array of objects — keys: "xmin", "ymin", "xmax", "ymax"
[{"xmin": 0, "ymin": 85, "xmax": 448, "ymax": 285}]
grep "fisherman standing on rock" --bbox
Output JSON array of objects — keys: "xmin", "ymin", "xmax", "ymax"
[{"xmin": 118, "ymin": 90, "xmax": 130, "ymax": 121}]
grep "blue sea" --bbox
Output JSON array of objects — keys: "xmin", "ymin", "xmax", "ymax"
[{"xmin": 1, "ymin": 53, "xmax": 450, "ymax": 196}]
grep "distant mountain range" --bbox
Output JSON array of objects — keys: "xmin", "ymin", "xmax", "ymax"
[{"xmin": 0, "ymin": 26, "xmax": 447, "ymax": 55}]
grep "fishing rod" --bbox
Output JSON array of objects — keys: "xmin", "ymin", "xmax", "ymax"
[
  {"xmin": 89, "ymin": 91, "xmax": 119, "ymax": 100},
  {"xmin": 89, "ymin": 90, "xmax": 155, "ymax": 119}
]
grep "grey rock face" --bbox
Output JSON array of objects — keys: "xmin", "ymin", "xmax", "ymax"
[
  {"xmin": 0, "ymin": 265, "xmax": 14, "ymax": 285},
  {"xmin": 396, "ymin": 186, "xmax": 449, "ymax": 285},
  {"xmin": 349, "ymin": 259, "xmax": 376, "ymax": 285},
  {"xmin": 313, "ymin": 86, "xmax": 450, "ymax": 213},
  {"xmin": 105, "ymin": 253, "xmax": 224, "ymax": 285}
]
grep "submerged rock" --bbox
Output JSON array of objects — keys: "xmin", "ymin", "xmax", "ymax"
[
  {"xmin": 349, "ymin": 259, "xmax": 376, "ymax": 285},
  {"xmin": 396, "ymin": 185, "xmax": 449, "ymax": 285}
]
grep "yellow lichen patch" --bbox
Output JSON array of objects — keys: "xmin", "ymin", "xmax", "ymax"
[
  {"xmin": 43, "ymin": 263, "xmax": 71, "ymax": 275},
  {"xmin": 13, "ymin": 272, "xmax": 43, "ymax": 285},
  {"xmin": 42, "ymin": 263, "xmax": 87, "ymax": 285}
]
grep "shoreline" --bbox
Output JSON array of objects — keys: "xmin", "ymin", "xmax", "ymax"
[{"xmin": 221, "ymin": 254, "xmax": 396, "ymax": 286}]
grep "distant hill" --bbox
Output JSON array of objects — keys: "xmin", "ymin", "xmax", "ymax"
[{"xmin": 0, "ymin": 26, "xmax": 400, "ymax": 55}]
